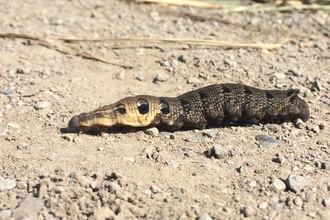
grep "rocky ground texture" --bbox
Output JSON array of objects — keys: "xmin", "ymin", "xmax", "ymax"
[{"xmin": 1, "ymin": 0, "xmax": 330, "ymax": 219}]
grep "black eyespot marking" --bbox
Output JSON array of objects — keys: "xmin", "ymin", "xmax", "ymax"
[
  {"xmin": 244, "ymin": 87, "xmax": 253, "ymax": 95},
  {"xmin": 160, "ymin": 99, "xmax": 170, "ymax": 114},
  {"xmin": 199, "ymin": 91, "xmax": 208, "ymax": 99},
  {"xmin": 116, "ymin": 108, "xmax": 126, "ymax": 114},
  {"xmin": 223, "ymin": 87, "xmax": 231, "ymax": 93},
  {"xmin": 266, "ymin": 93, "xmax": 274, "ymax": 99},
  {"xmin": 137, "ymin": 99, "xmax": 149, "ymax": 115},
  {"xmin": 180, "ymin": 99, "xmax": 189, "ymax": 106}
]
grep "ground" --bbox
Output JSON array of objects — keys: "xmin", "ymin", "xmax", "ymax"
[{"xmin": 0, "ymin": 0, "xmax": 330, "ymax": 219}]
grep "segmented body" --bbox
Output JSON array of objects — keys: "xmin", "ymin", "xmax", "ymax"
[{"xmin": 68, "ymin": 83, "xmax": 310, "ymax": 135}]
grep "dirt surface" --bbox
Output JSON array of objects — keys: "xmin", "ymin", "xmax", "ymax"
[{"xmin": 1, "ymin": 0, "xmax": 330, "ymax": 219}]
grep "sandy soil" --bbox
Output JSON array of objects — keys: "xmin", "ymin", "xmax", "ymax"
[{"xmin": 1, "ymin": 0, "xmax": 330, "ymax": 219}]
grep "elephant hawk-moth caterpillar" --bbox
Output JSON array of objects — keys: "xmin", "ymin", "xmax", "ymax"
[{"xmin": 68, "ymin": 83, "xmax": 310, "ymax": 136}]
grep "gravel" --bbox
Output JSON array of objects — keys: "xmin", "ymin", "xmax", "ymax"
[
  {"xmin": 268, "ymin": 178, "xmax": 286, "ymax": 192},
  {"xmin": 286, "ymin": 175, "xmax": 310, "ymax": 193},
  {"xmin": 0, "ymin": 179, "xmax": 16, "ymax": 191},
  {"xmin": 255, "ymin": 134, "xmax": 278, "ymax": 148}
]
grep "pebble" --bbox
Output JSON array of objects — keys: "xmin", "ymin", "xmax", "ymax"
[
  {"xmin": 270, "ymin": 72, "xmax": 286, "ymax": 80},
  {"xmin": 293, "ymin": 197, "xmax": 303, "ymax": 207},
  {"xmin": 178, "ymin": 55, "xmax": 187, "ymax": 63},
  {"xmin": 52, "ymin": 185, "xmax": 65, "ymax": 193},
  {"xmin": 0, "ymin": 179, "xmax": 16, "ymax": 191},
  {"xmin": 12, "ymin": 195, "xmax": 44, "ymax": 219},
  {"xmin": 258, "ymin": 202, "xmax": 268, "ymax": 210},
  {"xmin": 7, "ymin": 123, "xmax": 20, "ymax": 129},
  {"xmin": 197, "ymin": 213, "xmax": 213, "ymax": 220},
  {"xmin": 187, "ymin": 77, "xmax": 200, "ymax": 84},
  {"xmin": 311, "ymin": 80, "xmax": 322, "ymax": 91},
  {"xmin": 1, "ymin": 88, "xmax": 13, "ymax": 95},
  {"xmin": 0, "ymin": 210, "xmax": 12, "ymax": 219},
  {"xmin": 242, "ymin": 205, "xmax": 256, "ymax": 217},
  {"xmin": 273, "ymin": 153, "xmax": 285, "ymax": 164},
  {"xmin": 286, "ymin": 175, "xmax": 310, "ymax": 193},
  {"xmin": 268, "ymin": 178, "xmax": 286, "ymax": 192},
  {"xmin": 93, "ymin": 207, "xmax": 116, "ymax": 219},
  {"xmin": 154, "ymin": 73, "xmax": 169, "ymax": 82},
  {"xmin": 143, "ymin": 127, "xmax": 159, "ymax": 137},
  {"xmin": 315, "ymin": 41, "xmax": 328, "ymax": 51},
  {"xmin": 115, "ymin": 71, "xmax": 126, "ymax": 80},
  {"xmin": 144, "ymin": 146, "xmax": 154, "ymax": 159},
  {"xmin": 255, "ymin": 134, "xmax": 278, "ymax": 148},
  {"xmin": 322, "ymin": 199, "xmax": 330, "ymax": 207},
  {"xmin": 202, "ymin": 129, "xmax": 218, "ymax": 138},
  {"xmin": 212, "ymin": 145, "xmax": 229, "ymax": 159},
  {"xmin": 17, "ymin": 143, "xmax": 28, "ymax": 150},
  {"xmin": 223, "ymin": 58, "xmax": 236, "ymax": 67},
  {"xmin": 35, "ymin": 101, "xmax": 51, "ymax": 110},
  {"xmin": 307, "ymin": 124, "xmax": 320, "ymax": 133},
  {"xmin": 288, "ymin": 68, "xmax": 302, "ymax": 77}
]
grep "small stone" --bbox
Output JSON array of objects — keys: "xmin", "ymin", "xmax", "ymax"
[
  {"xmin": 307, "ymin": 124, "xmax": 320, "ymax": 133},
  {"xmin": 122, "ymin": 157, "xmax": 135, "ymax": 163},
  {"xmin": 187, "ymin": 76, "xmax": 200, "ymax": 84},
  {"xmin": 159, "ymin": 60, "xmax": 170, "ymax": 67},
  {"xmin": 0, "ymin": 210, "xmax": 12, "ymax": 219},
  {"xmin": 315, "ymin": 41, "xmax": 328, "ymax": 51},
  {"xmin": 295, "ymin": 118, "xmax": 305, "ymax": 129},
  {"xmin": 258, "ymin": 202, "xmax": 268, "ymax": 210},
  {"xmin": 143, "ymin": 127, "xmax": 159, "ymax": 137},
  {"xmin": 273, "ymin": 153, "xmax": 285, "ymax": 164},
  {"xmin": 135, "ymin": 75, "xmax": 145, "ymax": 81},
  {"xmin": 0, "ymin": 179, "xmax": 16, "ymax": 191},
  {"xmin": 248, "ymin": 180, "xmax": 257, "ymax": 188},
  {"xmin": 270, "ymin": 202, "xmax": 283, "ymax": 210},
  {"xmin": 154, "ymin": 73, "xmax": 169, "ymax": 82},
  {"xmin": 1, "ymin": 88, "xmax": 13, "ymax": 95},
  {"xmin": 115, "ymin": 71, "xmax": 126, "ymax": 80},
  {"xmin": 212, "ymin": 145, "xmax": 229, "ymax": 159},
  {"xmin": 52, "ymin": 185, "xmax": 65, "ymax": 193},
  {"xmin": 109, "ymin": 182, "xmax": 121, "ymax": 193},
  {"xmin": 270, "ymin": 72, "xmax": 286, "ymax": 80},
  {"xmin": 268, "ymin": 178, "xmax": 286, "ymax": 192},
  {"xmin": 255, "ymin": 134, "xmax": 278, "ymax": 148},
  {"xmin": 286, "ymin": 175, "xmax": 310, "ymax": 193},
  {"xmin": 311, "ymin": 80, "xmax": 322, "ymax": 91},
  {"xmin": 223, "ymin": 58, "xmax": 236, "ymax": 67},
  {"xmin": 293, "ymin": 197, "xmax": 303, "ymax": 207},
  {"xmin": 242, "ymin": 206, "xmax": 256, "ymax": 217},
  {"xmin": 93, "ymin": 207, "xmax": 116, "ymax": 219},
  {"xmin": 35, "ymin": 101, "xmax": 51, "ymax": 110},
  {"xmin": 202, "ymin": 130, "xmax": 217, "ymax": 138},
  {"xmin": 178, "ymin": 55, "xmax": 187, "ymax": 63},
  {"xmin": 7, "ymin": 123, "xmax": 20, "ymax": 129},
  {"xmin": 12, "ymin": 195, "xmax": 44, "ymax": 219},
  {"xmin": 197, "ymin": 213, "xmax": 212, "ymax": 220},
  {"xmin": 16, "ymin": 182, "xmax": 27, "ymax": 189},
  {"xmin": 150, "ymin": 185, "xmax": 161, "ymax": 194},
  {"xmin": 17, "ymin": 144, "xmax": 28, "ymax": 150},
  {"xmin": 41, "ymin": 68, "xmax": 51, "ymax": 76},
  {"xmin": 144, "ymin": 146, "xmax": 154, "ymax": 159},
  {"xmin": 288, "ymin": 68, "xmax": 302, "ymax": 77},
  {"xmin": 322, "ymin": 199, "xmax": 330, "ymax": 207}
]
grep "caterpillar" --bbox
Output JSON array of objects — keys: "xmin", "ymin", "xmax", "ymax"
[{"xmin": 68, "ymin": 83, "xmax": 310, "ymax": 136}]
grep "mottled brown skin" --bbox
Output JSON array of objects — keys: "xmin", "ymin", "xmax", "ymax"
[{"xmin": 68, "ymin": 84, "xmax": 310, "ymax": 136}]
